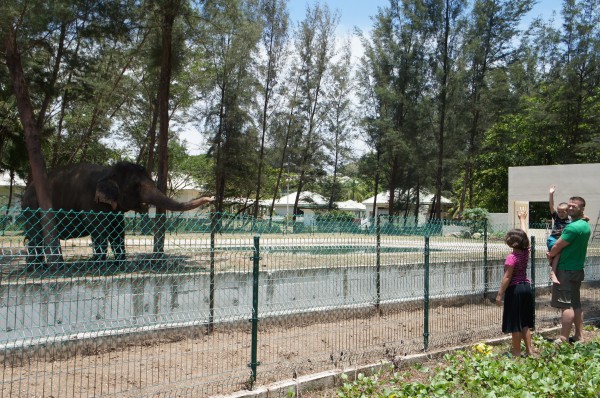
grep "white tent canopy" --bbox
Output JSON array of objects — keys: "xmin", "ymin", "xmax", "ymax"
[
  {"xmin": 362, "ymin": 189, "xmax": 453, "ymax": 219},
  {"xmin": 270, "ymin": 192, "xmax": 366, "ymax": 218}
]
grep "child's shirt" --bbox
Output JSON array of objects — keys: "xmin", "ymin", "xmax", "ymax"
[
  {"xmin": 504, "ymin": 250, "xmax": 530, "ymax": 285},
  {"xmin": 550, "ymin": 211, "xmax": 570, "ymax": 238}
]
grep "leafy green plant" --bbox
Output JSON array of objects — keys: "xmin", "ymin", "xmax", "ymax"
[
  {"xmin": 316, "ymin": 210, "xmax": 356, "ymax": 223},
  {"xmin": 461, "ymin": 208, "xmax": 489, "ymax": 221},
  {"xmin": 461, "ymin": 208, "xmax": 489, "ymax": 236},
  {"xmin": 334, "ymin": 334, "xmax": 600, "ymax": 397}
]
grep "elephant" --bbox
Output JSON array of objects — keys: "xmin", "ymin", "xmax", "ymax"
[{"xmin": 21, "ymin": 161, "xmax": 213, "ymax": 267}]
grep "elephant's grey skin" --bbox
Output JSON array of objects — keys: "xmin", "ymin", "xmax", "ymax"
[{"xmin": 21, "ymin": 162, "xmax": 213, "ymax": 267}]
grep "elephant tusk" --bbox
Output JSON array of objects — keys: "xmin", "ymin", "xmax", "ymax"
[{"xmin": 95, "ymin": 192, "xmax": 118, "ymax": 210}]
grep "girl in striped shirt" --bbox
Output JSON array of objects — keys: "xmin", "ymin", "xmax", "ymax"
[{"xmin": 496, "ymin": 210, "xmax": 534, "ymax": 357}]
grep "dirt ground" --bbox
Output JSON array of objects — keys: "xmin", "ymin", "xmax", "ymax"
[{"xmin": 2, "ymin": 288, "xmax": 598, "ymax": 398}]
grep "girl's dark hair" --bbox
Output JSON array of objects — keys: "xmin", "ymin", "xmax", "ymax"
[{"xmin": 505, "ymin": 229, "xmax": 529, "ymax": 250}]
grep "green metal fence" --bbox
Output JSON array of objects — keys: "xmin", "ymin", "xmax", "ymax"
[{"xmin": 0, "ymin": 208, "xmax": 599, "ymax": 397}]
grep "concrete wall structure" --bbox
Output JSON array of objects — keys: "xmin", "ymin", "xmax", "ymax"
[
  {"xmin": 508, "ymin": 163, "xmax": 600, "ymax": 228},
  {"xmin": 3, "ymin": 255, "xmax": 599, "ymax": 349}
]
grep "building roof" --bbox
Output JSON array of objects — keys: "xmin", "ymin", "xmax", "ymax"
[
  {"xmin": 269, "ymin": 192, "xmax": 366, "ymax": 212},
  {"xmin": 273, "ymin": 191, "xmax": 328, "ymax": 207},
  {"xmin": 362, "ymin": 189, "xmax": 452, "ymax": 206},
  {"xmin": 335, "ymin": 200, "xmax": 367, "ymax": 211}
]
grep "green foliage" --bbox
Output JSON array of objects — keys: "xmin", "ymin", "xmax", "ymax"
[
  {"xmin": 461, "ymin": 208, "xmax": 489, "ymax": 222},
  {"xmin": 471, "ymin": 0, "xmax": 600, "ymax": 211},
  {"xmin": 315, "ymin": 210, "xmax": 355, "ymax": 222},
  {"xmin": 3, "ymin": 0, "xmax": 600, "ymax": 218},
  {"xmin": 461, "ymin": 208, "xmax": 489, "ymax": 236},
  {"xmin": 335, "ymin": 334, "xmax": 600, "ymax": 397},
  {"xmin": 195, "ymin": 0, "xmax": 264, "ymax": 209}
]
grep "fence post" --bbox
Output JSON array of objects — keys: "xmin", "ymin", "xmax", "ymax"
[
  {"xmin": 376, "ymin": 214, "xmax": 381, "ymax": 309},
  {"xmin": 248, "ymin": 236, "xmax": 261, "ymax": 388},
  {"xmin": 483, "ymin": 219, "xmax": 489, "ymax": 297},
  {"xmin": 423, "ymin": 235, "xmax": 430, "ymax": 351},
  {"xmin": 530, "ymin": 235, "xmax": 536, "ymax": 330}
]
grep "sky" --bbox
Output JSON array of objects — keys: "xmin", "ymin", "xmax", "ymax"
[
  {"xmin": 287, "ymin": 0, "xmax": 565, "ymax": 34},
  {"xmin": 287, "ymin": 0, "xmax": 389, "ymax": 34}
]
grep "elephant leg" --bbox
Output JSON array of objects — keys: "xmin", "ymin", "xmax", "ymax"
[
  {"xmin": 44, "ymin": 211, "xmax": 66, "ymax": 267},
  {"xmin": 105, "ymin": 213, "xmax": 125, "ymax": 261},
  {"xmin": 108, "ymin": 213, "xmax": 126, "ymax": 261},
  {"xmin": 23, "ymin": 211, "xmax": 46, "ymax": 269},
  {"xmin": 88, "ymin": 212, "xmax": 108, "ymax": 262},
  {"xmin": 110, "ymin": 231, "xmax": 126, "ymax": 261},
  {"xmin": 91, "ymin": 236, "xmax": 108, "ymax": 261},
  {"xmin": 25, "ymin": 223, "xmax": 64, "ymax": 270},
  {"xmin": 26, "ymin": 235, "xmax": 45, "ymax": 269}
]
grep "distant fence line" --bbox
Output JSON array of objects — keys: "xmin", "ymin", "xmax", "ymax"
[
  {"xmin": 0, "ymin": 209, "xmax": 598, "ymax": 397},
  {"xmin": 1, "ymin": 206, "xmax": 499, "ymax": 235}
]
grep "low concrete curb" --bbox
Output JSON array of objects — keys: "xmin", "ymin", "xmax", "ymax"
[{"xmin": 216, "ymin": 326, "xmax": 564, "ymax": 398}]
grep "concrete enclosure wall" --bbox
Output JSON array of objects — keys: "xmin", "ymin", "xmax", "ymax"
[{"xmin": 2, "ymin": 255, "xmax": 599, "ymax": 349}]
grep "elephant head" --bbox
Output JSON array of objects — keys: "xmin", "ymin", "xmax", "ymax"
[{"xmin": 94, "ymin": 162, "xmax": 213, "ymax": 213}]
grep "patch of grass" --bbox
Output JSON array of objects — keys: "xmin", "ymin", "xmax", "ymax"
[{"xmin": 307, "ymin": 327, "xmax": 600, "ymax": 397}]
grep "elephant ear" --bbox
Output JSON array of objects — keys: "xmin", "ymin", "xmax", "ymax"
[{"xmin": 95, "ymin": 177, "xmax": 119, "ymax": 210}]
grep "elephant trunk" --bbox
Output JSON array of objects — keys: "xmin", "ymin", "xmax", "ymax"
[{"xmin": 140, "ymin": 183, "xmax": 213, "ymax": 211}]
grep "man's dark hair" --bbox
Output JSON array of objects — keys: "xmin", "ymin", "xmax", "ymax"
[{"xmin": 570, "ymin": 196, "xmax": 586, "ymax": 207}]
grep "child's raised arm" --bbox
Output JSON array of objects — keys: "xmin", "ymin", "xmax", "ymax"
[
  {"xmin": 549, "ymin": 185, "xmax": 556, "ymax": 213},
  {"xmin": 518, "ymin": 209, "xmax": 528, "ymax": 232}
]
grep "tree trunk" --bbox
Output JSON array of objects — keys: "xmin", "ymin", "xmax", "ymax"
[
  {"xmin": 3, "ymin": 27, "xmax": 61, "ymax": 264},
  {"xmin": 269, "ymin": 77, "xmax": 300, "ymax": 220},
  {"xmin": 434, "ymin": 0, "xmax": 451, "ymax": 220},
  {"xmin": 371, "ymin": 150, "xmax": 381, "ymax": 221},
  {"xmin": 253, "ymin": 40, "xmax": 275, "ymax": 219},
  {"xmin": 3, "ymin": 30, "xmax": 51, "ymax": 210},
  {"xmin": 38, "ymin": 22, "xmax": 66, "ymax": 130},
  {"xmin": 414, "ymin": 179, "xmax": 420, "ymax": 224},
  {"xmin": 154, "ymin": 1, "xmax": 177, "ymax": 256},
  {"xmin": 5, "ymin": 170, "xmax": 15, "ymax": 213},
  {"xmin": 142, "ymin": 95, "xmax": 159, "ymax": 171}
]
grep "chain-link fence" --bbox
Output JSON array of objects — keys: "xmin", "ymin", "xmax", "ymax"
[{"xmin": 1, "ymin": 208, "xmax": 599, "ymax": 397}]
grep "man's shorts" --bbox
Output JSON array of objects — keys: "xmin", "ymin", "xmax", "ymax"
[{"xmin": 551, "ymin": 269, "xmax": 585, "ymax": 309}]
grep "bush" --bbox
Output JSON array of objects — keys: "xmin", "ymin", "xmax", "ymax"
[
  {"xmin": 315, "ymin": 210, "xmax": 356, "ymax": 223},
  {"xmin": 461, "ymin": 207, "xmax": 489, "ymax": 222},
  {"xmin": 462, "ymin": 207, "xmax": 489, "ymax": 236}
]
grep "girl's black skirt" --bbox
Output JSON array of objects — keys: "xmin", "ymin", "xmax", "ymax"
[{"xmin": 502, "ymin": 283, "xmax": 534, "ymax": 333}]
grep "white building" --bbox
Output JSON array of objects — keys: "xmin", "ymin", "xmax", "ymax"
[
  {"xmin": 362, "ymin": 189, "xmax": 453, "ymax": 221},
  {"xmin": 0, "ymin": 172, "xmax": 26, "ymax": 209},
  {"xmin": 269, "ymin": 191, "xmax": 367, "ymax": 222},
  {"xmin": 335, "ymin": 200, "xmax": 367, "ymax": 219}
]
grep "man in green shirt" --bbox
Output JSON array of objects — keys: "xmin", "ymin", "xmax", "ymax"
[{"xmin": 547, "ymin": 196, "xmax": 591, "ymax": 343}]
